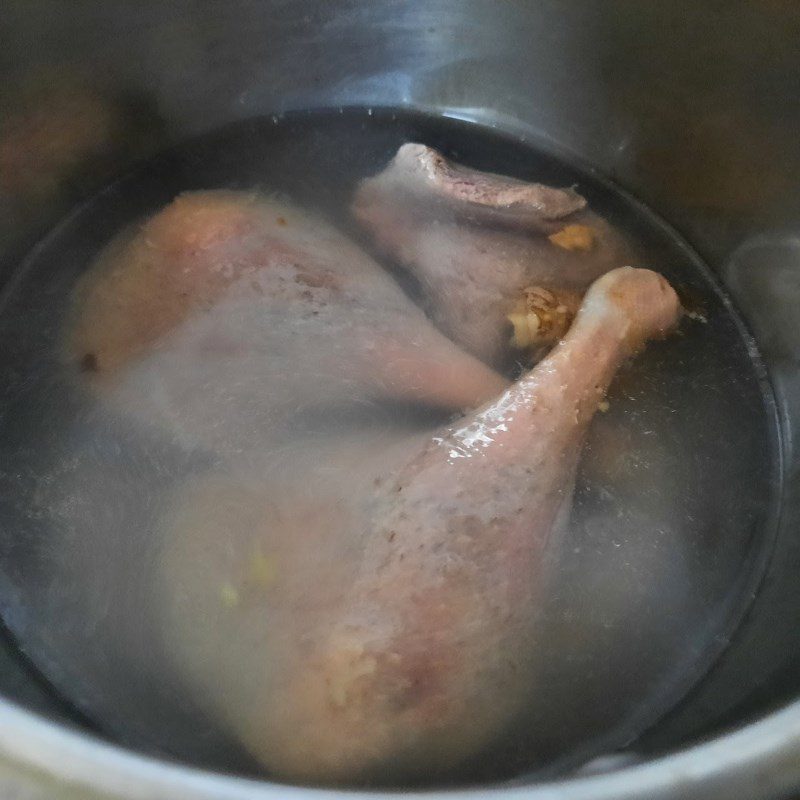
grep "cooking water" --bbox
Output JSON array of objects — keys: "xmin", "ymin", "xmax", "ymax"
[{"xmin": 0, "ymin": 109, "xmax": 780, "ymax": 786}]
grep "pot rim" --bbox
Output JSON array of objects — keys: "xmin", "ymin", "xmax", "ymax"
[{"xmin": 1, "ymin": 696, "xmax": 799, "ymax": 800}]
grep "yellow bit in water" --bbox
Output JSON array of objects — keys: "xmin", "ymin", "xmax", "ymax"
[
  {"xmin": 248, "ymin": 550, "xmax": 277, "ymax": 587},
  {"xmin": 220, "ymin": 583, "xmax": 240, "ymax": 608},
  {"xmin": 548, "ymin": 224, "xmax": 596, "ymax": 252},
  {"xmin": 598, "ymin": 400, "xmax": 610, "ymax": 413}
]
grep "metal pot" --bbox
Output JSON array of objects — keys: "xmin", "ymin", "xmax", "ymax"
[{"xmin": 2, "ymin": 2, "xmax": 800, "ymax": 797}]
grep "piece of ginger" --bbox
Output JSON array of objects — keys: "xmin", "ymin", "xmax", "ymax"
[
  {"xmin": 508, "ymin": 286, "xmax": 579, "ymax": 350},
  {"xmin": 548, "ymin": 224, "xmax": 595, "ymax": 252}
]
